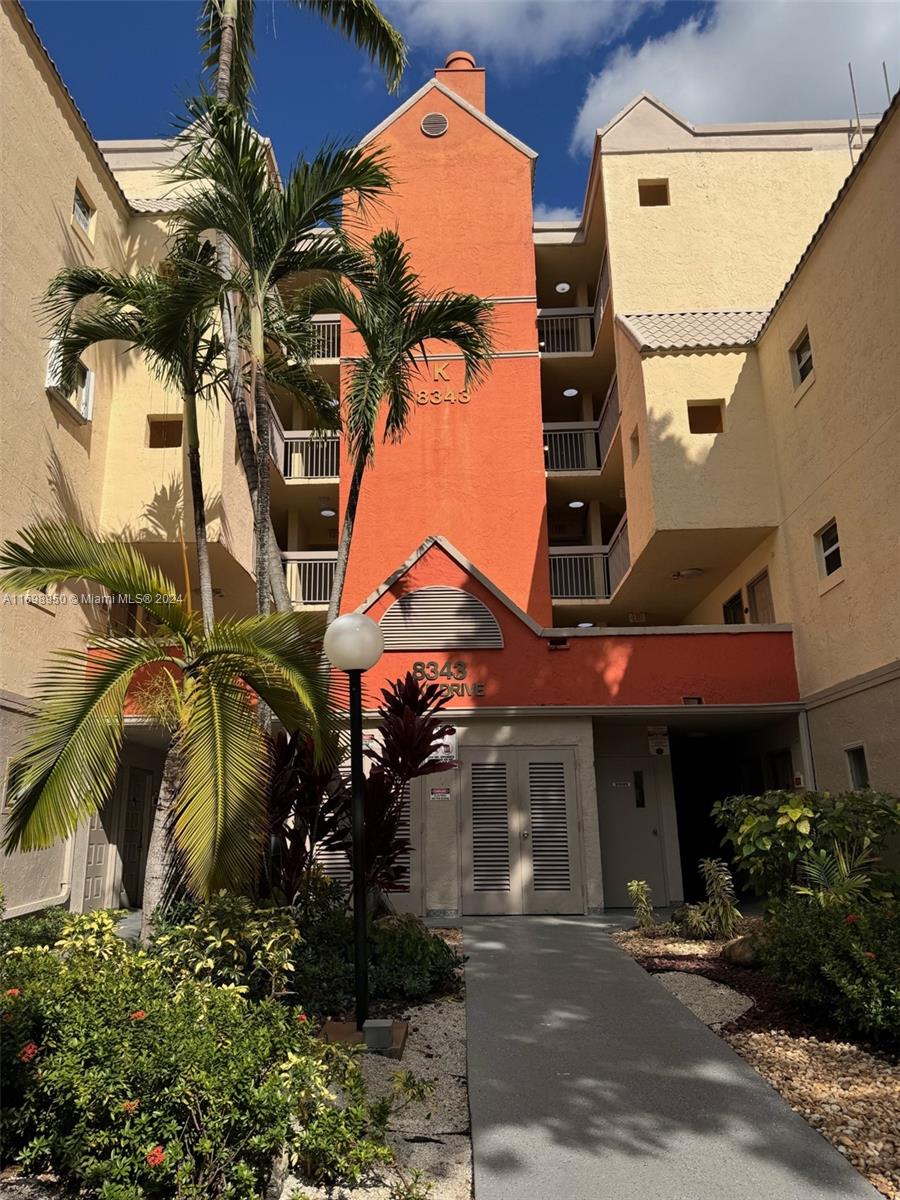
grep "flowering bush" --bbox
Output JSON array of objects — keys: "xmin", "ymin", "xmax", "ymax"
[
  {"xmin": 761, "ymin": 897, "xmax": 900, "ymax": 1041},
  {"xmin": 0, "ymin": 943, "xmax": 400, "ymax": 1197}
]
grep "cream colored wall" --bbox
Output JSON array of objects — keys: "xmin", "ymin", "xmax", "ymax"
[
  {"xmin": 603, "ymin": 146, "xmax": 856, "ymax": 312},
  {"xmin": 755, "ymin": 112, "xmax": 900, "ymax": 697},
  {"xmin": 0, "ymin": 5, "xmax": 134, "ymax": 702},
  {"xmin": 615, "ymin": 328, "xmax": 655, "ymax": 560},
  {"xmin": 685, "ymin": 534, "xmax": 783, "ymax": 625},
  {"xmin": 640, "ymin": 350, "xmax": 779, "ymax": 534}
]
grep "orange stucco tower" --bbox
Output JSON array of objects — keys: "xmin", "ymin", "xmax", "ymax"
[{"xmin": 339, "ymin": 53, "xmax": 552, "ymax": 623}]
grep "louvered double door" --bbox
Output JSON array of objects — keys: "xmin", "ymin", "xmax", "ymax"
[{"xmin": 461, "ymin": 748, "xmax": 582, "ymax": 914}]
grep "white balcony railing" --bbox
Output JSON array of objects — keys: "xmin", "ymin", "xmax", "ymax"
[
  {"xmin": 597, "ymin": 374, "xmax": 620, "ymax": 462},
  {"xmin": 312, "ymin": 317, "xmax": 340, "ymax": 360},
  {"xmin": 283, "ymin": 553, "xmax": 337, "ymax": 606},
  {"xmin": 544, "ymin": 423, "xmax": 601, "ymax": 471},
  {"xmin": 269, "ymin": 407, "xmax": 339, "ymax": 480},
  {"xmin": 549, "ymin": 515, "xmax": 629, "ymax": 602}
]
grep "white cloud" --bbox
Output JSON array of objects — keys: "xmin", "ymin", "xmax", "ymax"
[
  {"xmin": 533, "ymin": 202, "xmax": 581, "ymax": 221},
  {"xmin": 385, "ymin": 0, "xmax": 652, "ymax": 67},
  {"xmin": 571, "ymin": 1, "xmax": 900, "ymax": 153}
]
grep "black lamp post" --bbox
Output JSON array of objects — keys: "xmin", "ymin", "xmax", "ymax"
[{"xmin": 323, "ymin": 613, "xmax": 384, "ymax": 1031}]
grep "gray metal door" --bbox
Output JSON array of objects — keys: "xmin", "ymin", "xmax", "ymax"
[{"xmin": 596, "ymin": 757, "xmax": 668, "ymax": 907}]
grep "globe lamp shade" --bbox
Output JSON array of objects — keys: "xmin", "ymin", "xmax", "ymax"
[{"xmin": 323, "ymin": 613, "xmax": 384, "ymax": 672}]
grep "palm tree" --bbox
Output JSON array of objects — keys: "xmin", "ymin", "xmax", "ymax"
[
  {"xmin": 0, "ymin": 521, "xmax": 333, "ymax": 934},
  {"xmin": 173, "ymin": 102, "xmax": 390, "ymax": 616},
  {"xmin": 42, "ymin": 239, "xmax": 228, "ymax": 633},
  {"xmin": 300, "ymin": 230, "xmax": 495, "ymax": 621},
  {"xmin": 197, "ymin": 0, "xmax": 405, "ymax": 613}
]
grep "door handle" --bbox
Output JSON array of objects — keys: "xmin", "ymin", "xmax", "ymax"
[{"xmin": 652, "ymin": 828, "xmax": 658, "ymax": 837}]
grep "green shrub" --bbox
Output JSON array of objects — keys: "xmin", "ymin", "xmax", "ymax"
[
  {"xmin": 699, "ymin": 858, "xmax": 742, "ymax": 940},
  {"xmin": 626, "ymin": 880, "xmax": 656, "ymax": 930},
  {"xmin": 670, "ymin": 902, "xmax": 714, "ymax": 940},
  {"xmin": 0, "ymin": 904, "xmax": 70, "ymax": 954},
  {"xmin": 152, "ymin": 893, "xmax": 301, "ymax": 999},
  {"xmin": 761, "ymin": 897, "xmax": 900, "ymax": 1040},
  {"xmin": 711, "ymin": 789, "xmax": 900, "ymax": 898},
  {"xmin": 0, "ymin": 941, "xmax": 400, "ymax": 1197}
]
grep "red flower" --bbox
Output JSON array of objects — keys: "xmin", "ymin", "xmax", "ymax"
[
  {"xmin": 864, "ymin": 951, "xmax": 877, "ymax": 960},
  {"xmin": 886, "ymin": 911, "xmax": 896, "ymax": 919},
  {"xmin": 123, "ymin": 1100, "xmax": 140, "ymax": 1115},
  {"xmin": 845, "ymin": 913, "xmax": 860, "ymax": 924},
  {"xmin": 5, "ymin": 988, "xmax": 20, "ymax": 998},
  {"xmin": 296, "ymin": 1013, "xmax": 308, "ymax": 1023},
  {"xmin": 18, "ymin": 1042, "xmax": 39, "ymax": 1063},
  {"xmin": 146, "ymin": 1145, "xmax": 165, "ymax": 1167},
  {"xmin": 129, "ymin": 1010, "xmax": 147, "ymax": 1021}
]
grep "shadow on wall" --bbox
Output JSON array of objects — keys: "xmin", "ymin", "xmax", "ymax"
[{"xmin": 464, "ymin": 916, "xmax": 869, "ymax": 1197}]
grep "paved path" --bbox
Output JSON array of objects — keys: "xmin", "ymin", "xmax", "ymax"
[{"xmin": 464, "ymin": 916, "xmax": 878, "ymax": 1200}]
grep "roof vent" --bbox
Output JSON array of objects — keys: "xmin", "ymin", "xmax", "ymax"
[
  {"xmin": 379, "ymin": 586, "xmax": 502, "ymax": 649},
  {"xmin": 421, "ymin": 112, "xmax": 449, "ymax": 138}
]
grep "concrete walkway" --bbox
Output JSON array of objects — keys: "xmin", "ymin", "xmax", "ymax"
[{"xmin": 464, "ymin": 917, "xmax": 878, "ymax": 1200}]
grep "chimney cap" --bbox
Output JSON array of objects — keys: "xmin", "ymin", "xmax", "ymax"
[{"xmin": 444, "ymin": 50, "xmax": 477, "ymax": 70}]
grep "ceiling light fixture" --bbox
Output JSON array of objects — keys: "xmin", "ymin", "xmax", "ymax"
[
  {"xmin": 562, "ymin": 387, "xmax": 579, "ymax": 398},
  {"xmin": 577, "ymin": 621, "xmax": 594, "ymax": 628},
  {"xmin": 320, "ymin": 507, "xmax": 337, "ymax": 518},
  {"xmin": 555, "ymin": 281, "xmax": 571, "ymax": 294},
  {"xmin": 671, "ymin": 567, "xmax": 704, "ymax": 580},
  {"xmin": 568, "ymin": 499, "xmax": 585, "ymax": 509}
]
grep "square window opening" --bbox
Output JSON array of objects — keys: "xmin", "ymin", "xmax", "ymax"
[
  {"xmin": 687, "ymin": 401, "xmax": 724, "ymax": 434},
  {"xmin": 722, "ymin": 591, "xmax": 745, "ymax": 625},
  {"xmin": 148, "ymin": 415, "xmax": 183, "ymax": 448},
  {"xmin": 791, "ymin": 328, "xmax": 814, "ymax": 386},
  {"xmin": 638, "ymin": 179, "xmax": 669, "ymax": 207},
  {"xmin": 816, "ymin": 519, "xmax": 842, "ymax": 577},
  {"xmin": 846, "ymin": 745, "xmax": 870, "ymax": 789}
]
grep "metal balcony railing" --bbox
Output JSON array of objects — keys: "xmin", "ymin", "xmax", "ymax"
[
  {"xmin": 283, "ymin": 554, "xmax": 337, "ymax": 606},
  {"xmin": 269, "ymin": 407, "xmax": 339, "ymax": 480},
  {"xmin": 544, "ymin": 423, "xmax": 601, "ymax": 471},
  {"xmin": 549, "ymin": 515, "xmax": 629, "ymax": 602},
  {"xmin": 312, "ymin": 317, "xmax": 340, "ymax": 360},
  {"xmin": 597, "ymin": 375, "xmax": 620, "ymax": 462},
  {"xmin": 537, "ymin": 312, "xmax": 594, "ymax": 354},
  {"xmin": 549, "ymin": 547, "xmax": 610, "ymax": 600}
]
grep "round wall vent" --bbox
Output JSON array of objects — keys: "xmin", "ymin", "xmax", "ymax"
[{"xmin": 420, "ymin": 112, "xmax": 449, "ymax": 138}]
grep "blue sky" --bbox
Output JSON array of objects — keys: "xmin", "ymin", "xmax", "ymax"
[{"xmin": 23, "ymin": 1, "xmax": 899, "ymax": 217}]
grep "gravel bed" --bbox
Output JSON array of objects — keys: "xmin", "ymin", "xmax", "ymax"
[
  {"xmin": 615, "ymin": 926, "xmax": 900, "ymax": 1199},
  {"xmin": 653, "ymin": 970, "xmax": 753, "ymax": 1029},
  {"xmin": 283, "ymin": 995, "xmax": 471, "ymax": 1200}
]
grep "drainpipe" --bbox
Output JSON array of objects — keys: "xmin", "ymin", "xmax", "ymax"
[
  {"xmin": 798, "ymin": 709, "xmax": 818, "ymax": 791},
  {"xmin": 3, "ymin": 831, "xmax": 76, "ymax": 919}
]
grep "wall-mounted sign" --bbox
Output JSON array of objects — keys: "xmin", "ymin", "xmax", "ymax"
[
  {"xmin": 431, "ymin": 730, "xmax": 458, "ymax": 764},
  {"xmin": 647, "ymin": 725, "xmax": 670, "ymax": 756},
  {"xmin": 414, "ymin": 363, "xmax": 471, "ymax": 407},
  {"xmin": 412, "ymin": 660, "xmax": 485, "ymax": 698},
  {"xmin": 430, "ymin": 787, "xmax": 452, "ymax": 801}
]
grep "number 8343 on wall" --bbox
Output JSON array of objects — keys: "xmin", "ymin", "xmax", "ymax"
[{"xmin": 411, "ymin": 659, "xmax": 485, "ymax": 698}]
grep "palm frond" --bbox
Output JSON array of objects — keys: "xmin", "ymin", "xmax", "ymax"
[
  {"xmin": 175, "ymin": 662, "xmax": 271, "ymax": 895},
  {"xmin": 2, "ymin": 640, "xmax": 178, "ymax": 852},
  {"xmin": 297, "ymin": 0, "xmax": 406, "ymax": 93},
  {"xmin": 0, "ymin": 521, "xmax": 195, "ymax": 638},
  {"xmin": 201, "ymin": 613, "xmax": 333, "ymax": 747}
]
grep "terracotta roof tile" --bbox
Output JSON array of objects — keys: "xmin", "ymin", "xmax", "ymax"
[{"xmin": 617, "ymin": 310, "xmax": 770, "ymax": 352}]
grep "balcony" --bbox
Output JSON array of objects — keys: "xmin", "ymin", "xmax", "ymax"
[
  {"xmin": 269, "ymin": 409, "xmax": 339, "ymax": 481},
  {"xmin": 549, "ymin": 516, "xmax": 630, "ymax": 602},
  {"xmin": 283, "ymin": 552, "xmax": 337, "ymax": 606},
  {"xmin": 598, "ymin": 375, "xmax": 620, "ymax": 463},
  {"xmin": 312, "ymin": 316, "xmax": 340, "ymax": 360},
  {"xmin": 537, "ymin": 252, "xmax": 610, "ymax": 357}
]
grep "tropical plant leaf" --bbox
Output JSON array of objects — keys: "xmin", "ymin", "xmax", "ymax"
[{"xmin": 2, "ymin": 639, "xmax": 178, "ymax": 852}]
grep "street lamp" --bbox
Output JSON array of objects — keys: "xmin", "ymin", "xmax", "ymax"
[{"xmin": 323, "ymin": 613, "xmax": 384, "ymax": 1031}]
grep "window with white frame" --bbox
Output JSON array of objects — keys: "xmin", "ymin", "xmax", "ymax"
[
  {"xmin": 816, "ymin": 519, "xmax": 842, "ymax": 577},
  {"xmin": 46, "ymin": 337, "xmax": 94, "ymax": 421},
  {"xmin": 72, "ymin": 185, "xmax": 94, "ymax": 235},
  {"xmin": 791, "ymin": 328, "xmax": 814, "ymax": 386}
]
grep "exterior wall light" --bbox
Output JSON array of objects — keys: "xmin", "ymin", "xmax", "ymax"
[{"xmin": 323, "ymin": 614, "xmax": 384, "ymax": 1030}]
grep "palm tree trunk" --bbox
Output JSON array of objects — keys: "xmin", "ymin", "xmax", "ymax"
[
  {"xmin": 183, "ymin": 391, "xmax": 215, "ymax": 633},
  {"xmin": 215, "ymin": 0, "xmax": 237, "ymax": 102},
  {"xmin": 140, "ymin": 737, "xmax": 181, "ymax": 945},
  {"xmin": 253, "ymin": 364, "xmax": 272, "ymax": 615},
  {"xmin": 327, "ymin": 453, "xmax": 366, "ymax": 623}
]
